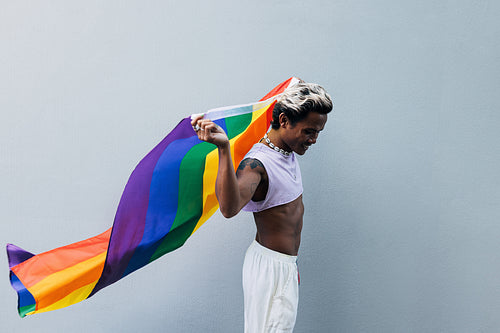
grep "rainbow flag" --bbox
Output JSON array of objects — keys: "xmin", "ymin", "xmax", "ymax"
[{"xmin": 6, "ymin": 77, "xmax": 300, "ymax": 317}]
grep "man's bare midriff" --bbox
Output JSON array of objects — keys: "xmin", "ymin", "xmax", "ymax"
[{"xmin": 253, "ymin": 195, "xmax": 304, "ymax": 256}]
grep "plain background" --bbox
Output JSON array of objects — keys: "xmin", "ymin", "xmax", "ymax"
[{"xmin": 1, "ymin": 1, "xmax": 499, "ymax": 332}]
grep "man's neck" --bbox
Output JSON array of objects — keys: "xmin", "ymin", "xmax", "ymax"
[{"xmin": 262, "ymin": 129, "xmax": 292, "ymax": 154}]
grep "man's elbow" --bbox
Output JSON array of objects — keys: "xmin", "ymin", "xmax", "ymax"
[{"xmin": 220, "ymin": 206, "xmax": 239, "ymax": 219}]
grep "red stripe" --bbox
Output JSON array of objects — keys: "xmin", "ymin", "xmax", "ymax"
[
  {"xmin": 259, "ymin": 77, "xmax": 294, "ymax": 101},
  {"xmin": 11, "ymin": 229, "xmax": 111, "ymax": 288}
]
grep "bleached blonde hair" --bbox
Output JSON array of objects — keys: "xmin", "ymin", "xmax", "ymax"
[{"xmin": 271, "ymin": 82, "xmax": 333, "ymax": 129}]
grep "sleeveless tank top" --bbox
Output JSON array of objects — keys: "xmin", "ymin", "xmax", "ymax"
[{"xmin": 242, "ymin": 143, "xmax": 303, "ymax": 212}]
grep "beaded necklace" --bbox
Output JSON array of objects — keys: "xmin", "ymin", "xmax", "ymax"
[{"xmin": 263, "ymin": 133, "xmax": 292, "ymax": 156}]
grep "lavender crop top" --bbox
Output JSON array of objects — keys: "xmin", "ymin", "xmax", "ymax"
[{"xmin": 242, "ymin": 143, "xmax": 303, "ymax": 212}]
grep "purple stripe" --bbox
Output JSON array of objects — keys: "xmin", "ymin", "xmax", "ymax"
[
  {"xmin": 90, "ymin": 118, "xmax": 195, "ymax": 295},
  {"xmin": 122, "ymin": 135, "xmax": 200, "ymax": 276},
  {"xmin": 6, "ymin": 244, "xmax": 35, "ymax": 269}
]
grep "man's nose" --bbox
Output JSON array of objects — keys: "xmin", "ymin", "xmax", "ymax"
[{"xmin": 308, "ymin": 134, "xmax": 318, "ymax": 144}]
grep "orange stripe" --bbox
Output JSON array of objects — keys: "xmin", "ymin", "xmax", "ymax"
[
  {"xmin": 233, "ymin": 104, "xmax": 273, "ymax": 164},
  {"xmin": 34, "ymin": 280, "xmax": 100, "ymax": 314},
  {"xmin": 30, "ymin": 251, "xmax": 107, "ymax": 310},
  {"xmin": 12, "ymin": 228, "xmax": 111, "ymax": 288},
  {"xmin": 192, "ymin": 102, "xmax": 274, "ymax": 234}
]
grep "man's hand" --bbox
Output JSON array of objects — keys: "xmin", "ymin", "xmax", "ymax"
[{"xmin": 191, "ymin": 115, "xmax": 229, "ymax": 148}]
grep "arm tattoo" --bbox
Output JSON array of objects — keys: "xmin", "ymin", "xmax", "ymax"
[{"xmin": 236, "ymin": 158, "xmax": 263, "ymax": 173}]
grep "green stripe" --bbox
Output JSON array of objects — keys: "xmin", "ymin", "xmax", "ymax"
[
  {"xmin": 225, "ymin": 112, "xmax": 252, "ymax": 140},
  {"xmin": 150, "ymin": 142, "xmax": 216, "ymax": 262},
  {"xmin": 149, "ymin": 113, "xmax": 255, "ymax": 262},
  {"xmin": 19, "ymin": 303, "xmax": 36, "ymax": 318}
]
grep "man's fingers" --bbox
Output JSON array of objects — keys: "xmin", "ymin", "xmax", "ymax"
[
  {"xmin": 201, "ymin": 121, "xmax": 217, "ymax": 131},
  {"xmin": 191, "ymin": 113, "xmax": 204, "ymax": 123},
  {"xmin": 198, "ymin": 119, "xmax": 217, "ymax": 131},
  {"xmin": 191, "ymin": 117, "xmax": 226, "ymax": 146},
  {"xmin": 192, "ymin": 116, "xmax": 211, "ymax": 132}
]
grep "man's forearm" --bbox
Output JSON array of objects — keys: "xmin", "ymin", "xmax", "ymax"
[{"xmin": 216, "ymin": 143, "xmax": 241, "ymax": 218}]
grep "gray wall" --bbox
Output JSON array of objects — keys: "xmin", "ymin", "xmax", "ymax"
[{"xmin": 1, "ymin": 1, "xmax": 499, "ymax": 332}]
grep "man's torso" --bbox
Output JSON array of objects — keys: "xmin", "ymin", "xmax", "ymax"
[
  {"xmin": 253, "ymin": 195, "xmax": 304, "ymax": 256},
  {"xmin": 240, "ymin": 143, "xmax": 304, "ymax": 256}
]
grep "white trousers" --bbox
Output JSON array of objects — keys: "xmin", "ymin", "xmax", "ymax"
[{"xmin": 243, "ymin": 240, "xmax": 299, "ymax": 333}]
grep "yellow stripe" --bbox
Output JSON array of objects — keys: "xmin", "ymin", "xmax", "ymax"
[
  {"xmin": 191, "ymin": 148, "xmax": 220, "ymax": 234},
  {"xmin": 191, "ymin": 105, "xmax": 269, "ymax": 234}
]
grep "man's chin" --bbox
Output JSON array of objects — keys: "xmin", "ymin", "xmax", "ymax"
[{"xmin": 296, "ymin": 145, "xmax": 310, "ymax": 155}]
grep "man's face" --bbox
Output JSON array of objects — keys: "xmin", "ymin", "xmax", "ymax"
[{"xmin": 282, "ymin": 112, "xmax": 328, "ymax": 156}]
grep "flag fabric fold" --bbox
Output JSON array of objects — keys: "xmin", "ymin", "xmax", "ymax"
[{"xmin": 7, "ymin": 77, "xmax": 300, "ymax": 317}]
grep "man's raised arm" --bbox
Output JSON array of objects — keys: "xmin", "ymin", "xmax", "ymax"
[{"xmin": 191, "ymin": 115, "xmax": 261, "ymax": 218}]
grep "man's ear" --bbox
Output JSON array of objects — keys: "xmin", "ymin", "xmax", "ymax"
[{"xmin": 278, "ymin": 113, "xmax": 289, "ymax": 128}]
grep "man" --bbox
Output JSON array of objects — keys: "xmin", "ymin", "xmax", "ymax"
[{"xmin": 191, "ymin": 82, "xmax": 333, "ymax": 332}]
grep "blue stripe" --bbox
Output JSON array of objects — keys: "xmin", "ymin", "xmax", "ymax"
[
  {"xmin": 122, "ymin": 136, "xmax": 197, "ymax": 276},
  {"xmin": 123, "ymin": 118, "xmax": 227, "ymax": 277},
  {"xmin": 9, "ymin": 272, "xmax": 36, "ymax": 308}
]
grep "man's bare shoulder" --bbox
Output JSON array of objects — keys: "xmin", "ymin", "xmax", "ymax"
[
  {"xmin": 236, "ymin": 158, "xmax": 266, "ymax": 176},
  {"xmin": 236, "ymin": 158, "xmax": 268, "ymax": 202}
]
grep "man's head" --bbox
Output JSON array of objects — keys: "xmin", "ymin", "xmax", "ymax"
[
  {"xmin": 270, "ymin": 82, "xmax": 333, "ymax": 155},
  {"xmin": 271, "ymin": 82, "xmax": 333, "ymax": 130}
]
